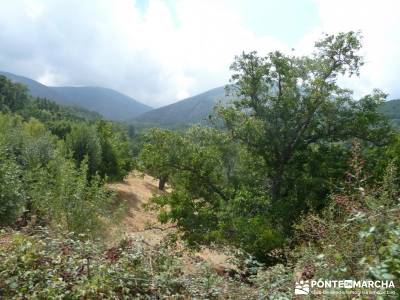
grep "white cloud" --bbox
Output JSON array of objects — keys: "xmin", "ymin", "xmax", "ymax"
[
  {"xmin": 0, "ymin": 0, "xmax": 289, "ymax": 106},
  {"xmin": 0, "ymin": 0, "xmax": 399, "ymax": 107},
  {"xmin": 309, "ymin": 0, "xmax": 400, "ymax": 98},
  {"xmin": 23, "ymin": 0, "xmax": 46, "ymax": 20}
]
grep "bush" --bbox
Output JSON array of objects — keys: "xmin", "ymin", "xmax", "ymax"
[
  {"xmin": 96, "ymin": 120, "xmax": 133, "ymax": 181},
  {"xmin": 30, "ymin": 157, "xmax": 115, "ymax": 236},
  {"xmin": 0, "ymin": 150, "xmax": 25, "ymax": 225},
  {"xmin": 292, "ymin": 161, "xmax": 400, "ymax": 297},
  {"xmin": 0, "ymin": 228, "xmax": 295, "ymax": 299},
  {"xmin": 18, "ymin": 119, "xmax": 58, "ymax": 175},
  {"xmin": 0, "ymin": 113, "xmax": 119, "ymax": 236},
  {"xmin": 66, "ymin": 123, "xmax": 102, "ymax": 177}
]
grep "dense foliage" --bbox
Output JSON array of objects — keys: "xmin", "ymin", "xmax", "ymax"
[
  {"xmin": 0, "ymin": 228, "xmax": 293, "ymax": 299},
  {"xmin": 291, "ymin": 147, "xmax": 400, "ymax": 297},
  {"xmin": 0, "ymin": 148, "xmax": 24, "ymax": 225},
  {"xmin": 139, "ymin": 32, "xmax": 394, "ymax": 263},
  {"xmin": 0, "ymin": 75, "xmax": 133, "ymax": 232},
  {"xmin": 1, "ymin": 162, "xmax": 398, "ymax": 298}
]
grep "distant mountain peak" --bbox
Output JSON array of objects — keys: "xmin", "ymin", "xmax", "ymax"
[{"xmin": 0, "ymin": 71, "xmax": 152, "ymax": 121}]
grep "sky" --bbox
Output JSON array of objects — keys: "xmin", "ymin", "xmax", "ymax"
[{"xmin": 0, "ymin": 0, "xmax": 399, "ymax": 107}]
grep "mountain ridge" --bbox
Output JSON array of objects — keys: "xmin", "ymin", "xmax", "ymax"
[
  {"xmin": 135, "ymin": 86, "xmax": 230, "ymax": 126},
  {"xmin": 135, "ymin": 88, "xmax": 400, "ymax": 127},
  {"xmin": 0, "ymin": 71, "xmax": 152, "ymax": 121},
  {"xmin": 3, "ymin": 70, "xmax": 400, "ymax": 126},
  {"xmin": 51, "ymin": 86, "xmax": 152, "ymax": 121}
]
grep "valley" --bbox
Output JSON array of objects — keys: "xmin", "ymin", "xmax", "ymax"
[{"xmin": 1, "ymin": 28, "xmax": 399, "ymax": 299}]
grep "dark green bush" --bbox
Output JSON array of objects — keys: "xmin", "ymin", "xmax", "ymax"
[
  {"xmin": 30, "ymin": 157, "xmax": 116, "ymax": 236},
  {"xmin": 66, "ymin": 123, "xmax": 102, "ymax": 177},
  {"xmin": 0, "ymin": 150, "xmax": 25, "ymax": 225}
]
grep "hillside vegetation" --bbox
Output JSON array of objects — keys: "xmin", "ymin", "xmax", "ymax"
[
  {"xmin": 135, "ymin": 86, "xmax": 400, "ymax": 128},
  {"xmin": 0, "ymin": 74, "xmax": 134, "ymax": 229},
  {"xmin": 0, "ymin": 71, "xmax": 152, "ymax": 121},
  {"xmin": 0, "ymin": 32, "xmax": 399, "ymax": 299},
  {"xmin": 3, "ymin": 71, "xmax": 400, "ymax": 128},
  {"xmin": 135, "ymin": 86, "xmax": 228, "ymax": 126}
]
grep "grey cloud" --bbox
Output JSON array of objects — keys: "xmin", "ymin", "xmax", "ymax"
[{"xmin": 0, "ymin": 0, "xmax": 203, "ymax": 107}]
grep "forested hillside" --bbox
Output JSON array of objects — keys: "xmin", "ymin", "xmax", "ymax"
[
  {"xmin": 0, "ymin": 71, "xmax": 152, "ymax": 121},
  {"xmin": 1, "ymin": 32, "xmax": 399, "ymax": 299},
  {"xmin": 135, "ymin": 86, "xmax": 228, "ymax": 126},
  {"xmin": 0, "ymin": 74, "xmax": 135, "ymax": 229},
  {"xmin": 3, "ymin": 70, "xmax": 399, "ymax": 128}
]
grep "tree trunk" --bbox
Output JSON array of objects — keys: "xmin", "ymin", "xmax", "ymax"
[
  {"xmin": 271, "ymin": 164, "xmax": 285, "ymax": 203},
  {"xmin": 158, "ymin": 176, "xmax": 167, "ymax": 190}
]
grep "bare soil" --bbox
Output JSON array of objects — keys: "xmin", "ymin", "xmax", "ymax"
[{"xmin": 108, "ymin": 171, "xmax": 234, "ymax": 272}]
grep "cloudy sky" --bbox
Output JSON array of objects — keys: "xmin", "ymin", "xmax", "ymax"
[{"xmin": 0, "ymin": 0, "xmax": 399, "ymax": 107}]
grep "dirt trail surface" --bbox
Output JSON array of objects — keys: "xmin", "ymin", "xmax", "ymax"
[
  {"xmin": 108, "ymin": 172, "xmax": 171, "ymax": 244},
  {"xmin": 108, "ymin": 172, "xmax": 233, "ymax": 271}
]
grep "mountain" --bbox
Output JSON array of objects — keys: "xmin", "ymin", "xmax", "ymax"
[
  {"xmin": 0, "ymin": 71, "xmax": 152, "ymax": 120},
  {"xmin": 135, "ymin": 86, "xmax": 230, "ymax": 126},
  {"xmin": 51, "ymin": 86, "xmax": 152, "ymax": 120},
  {"xmin": 4, "ymin": 69, "xmax": 399, "ymax": 126},
  {"xmin": 136, "ymin": 84, "xmax": 400, "ymax": 127},
  {"xmin": 0, "ymin": 71, "xmax": 68, "ymax": 102}
]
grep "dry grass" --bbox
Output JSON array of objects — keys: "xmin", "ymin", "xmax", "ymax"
[{"xmin": 108, "ymin": 171, "xmax": 235, "ymax": 272}]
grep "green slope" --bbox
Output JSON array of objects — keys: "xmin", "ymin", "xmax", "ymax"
[
  {"xmin": 136, "ymin": 86, "xmax": 400, "ymax": 127},
  {"xmin": 135, "ymin": 86, "xmax": 230, "ymax": 126},
  {"xmin": 0, "ymin": 71, "xmax": 68, "ymax": 103},
  {"xmin": 52, "ymin": 86, "xmax": 152, "ymax": 120},
  {"xmin": 379, "ymin": 99, "xmax": 400, "ymax": 126}
]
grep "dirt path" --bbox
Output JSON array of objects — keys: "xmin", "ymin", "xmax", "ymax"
[
  {"xmin": 108, "ymin": 172, "xmax": 234, "ymax": 271},
  {"xmin": 108, "ymin": 172, "xmax": 172, "ymax": 244}
]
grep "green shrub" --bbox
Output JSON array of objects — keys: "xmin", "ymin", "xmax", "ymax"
[
  {"xmin": 0, "ymin": 228, "xmax": 295, "ymax": 299},
  {"xmin": 30, "ymin": 157, "xmax": 115, "ymax": 236},
  {"xmin": 66, "ymin": 123, "xmax": 102, "ymax": 177},
  {"xmin": 0, "ymin": 150, "xmax": 25, "ymax": 225},
  {"xmin": 20, "ymin": 118, "xmax": 57, "ymax": 169},
  {"xmin": 96, "ymin": 120, "xmax": 133, "ymax": 181},
  {"xmin": 292, "ymin": 161, "xmax": 400, "ymax": 297}
]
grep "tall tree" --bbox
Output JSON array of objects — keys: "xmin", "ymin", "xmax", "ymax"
[
  {"xmin": 220, "ymin": 32, "xmax": 392, "ymax": 206},
  {"xmin": 140, "ymin": 32, "xmax": 393, "ymax": 261},
  {"xmin": 65, "ymin": 123, "xmax": 102, "ymax": 177},
  {"xmin": 139, "ymin": 128, "xmax": 184, "ymax": 190},
  {"xmin": 0, "ymin": 75, "xmax": 29, "ymax": 112}
]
